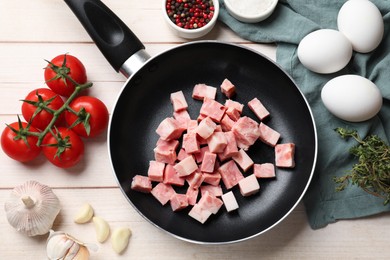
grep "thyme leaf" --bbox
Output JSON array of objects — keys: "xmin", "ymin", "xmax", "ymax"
[{"xmin": 333, "ymin": 127, "xmax": 390, "ymax": 205}]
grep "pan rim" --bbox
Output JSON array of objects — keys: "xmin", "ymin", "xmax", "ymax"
[{"xmin": 107, "ymin": 40, "xmax": 318, "ymax": 244}]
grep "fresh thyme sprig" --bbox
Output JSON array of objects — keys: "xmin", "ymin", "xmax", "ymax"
[{"xmin": 334, "ymin": 127, "xmax": 390, "ymax": 205}]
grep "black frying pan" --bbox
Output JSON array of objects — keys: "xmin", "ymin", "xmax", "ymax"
[{"xmin": 65, "ymin": 0, "xmax": 317, "ymax": 244}]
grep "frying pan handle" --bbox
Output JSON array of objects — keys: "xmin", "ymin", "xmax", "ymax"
[{"xmin": 64, "ymin": 0, "xmax": 150, "ymax": 77}]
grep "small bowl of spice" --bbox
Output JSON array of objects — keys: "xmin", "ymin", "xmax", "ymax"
[
  {"xmin": 163, "ymin": 0, "xmax": 219, "ymax": 39},
  {"xmin": 224, "ymin": 0, "xmax": 278, "ymax": 23}
]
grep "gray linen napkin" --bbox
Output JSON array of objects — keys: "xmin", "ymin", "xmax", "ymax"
[{"xmin": 218, "ymin": 0, "xmax": 390, "ymax": 229}]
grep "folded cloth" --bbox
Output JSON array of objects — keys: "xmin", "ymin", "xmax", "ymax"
[{"xmin": 218, "ymin": 0, "xmax": 390, "ymax": 229}]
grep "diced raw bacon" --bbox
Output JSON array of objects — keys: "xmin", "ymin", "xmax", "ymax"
[
  {"xmin": 163, "ymin": 164, "xmax": 185, "ymax": 186},
  {"xmin": 182, "ymin": 132, "xmax": 200, "ymax": 154},
  {"xmin": 215, "ymin": 125, "xmax": 223, "ymax": 132},
  {"xmin": 275, "ymin": 143, "xmax": 295, "ymax": 168},
  {"xmin": 186, "ymin": 187, "xmax": 199, "ymax": 205},
  {"xmin": 232, "ymin": 149, "xmax": 254, "ymax": 172},
  {"xmin": 218, "ymin": 160, "xmax": 244, "ymax": 190},
  {"xmin": 232, "ymin": 116, "xmax": 261, "ymax": 150},
  {"xmin": 196, "ymin": 117, "xmax": 217, "ymax": 139},
  {"xmin": 207, "ymin": 131, "xmax": 227, "ymax": 153},
  {"xmin": 154, "ymin": 146, "xmax": 177, "ymax": 165},
  {"xmin": 188, "ymin": 203, "xmax": 213, "ymax": 224},
  {"xmin": 199, "ymin": 98, "xmax": 226, "ymax": 123},
  {"xmin": 200, "ymin": 184, "xmax": 223, "ymax": 197},
  {"xmin": 258, "ymin": 122, "xmax": 281, "ymax": 147},
  {"xmin": 248, "ymin": 97, "xmax": 270, "ymax": 121},
  {"xmin": 151, "ymin": 183, "xmax": 176, "ymax": 205},
  {"xmin": 224, "ymin": 99, "xmax": 244, "ymax": 113},
  {"xmin": 200, "ymin": 151, "xmax": 217, "ymax": 173},
  {"xmin": 238, "ymin": 174, "xmax": 260, "ymax": 196},
  {"xmin": 202, "ymin": 172, "xmax": 221, "ymax": 186},
  {"xmin": 218, "ymin": 131, "xmax": 239, "ymax": 162},
  {"xmin": 186, "ymin": 171, "xmax": 205, "ymax": 189},
  {"xmin": 177, "ymin": 148, "xmax": 191, "ymax": 161},
  {"xmin": 173, "ymin": 109, "xmax": 191, "ymax": 129},
  {"xmin": 187, "ymin": 120, "xmax": 198, "ymax": 133},
  {"xmin": 170, "ymin": 193, "xmax": 189, "ymax": 212},
  {"xmin": 220, "ymin": 78, "xmax": 236, "ymax": 98},
  {"xmin": 131, "ymin": 175, "xmax": 152, "ymax": 193},
  {"xmin": 192, "ymin": 83, "xmax": 217, "ymax": 100},
  {"xmin": 156, "ymin": 138, "xmax": 180, "ymax": 151},
  {"xmin": 147, "ymin": 160, "xmax": 165, "ymax": 182},
  {"xmin": 194, "ymin": 145, "xmax": 209, "ymax": 163},
  {"xmin": 170, "ymin": 90, "xmax": 188, "ymax": 112},
  {"xmin": 254, "ymin": 163, "xmax": 276, "ymax": 178},
  {"xmin": 155, "ymin": 117, "xmax": 186, "ymax": 141},
  {"xmin": 220, "ymin": 113, "xmax": 235, "ymax": 132},
  {"xmin": 197, "ymin": 191, "xmax": 223, "ymax": 214},
  {"xmin": 221, "ymin": 191, "xmax": 239, "ymax": 212},
  {"xmin": 226, "ymin": 107, "xmax": 241, "ymax": 121},
  {"xmin": 174, "ymin": 156, "xmax": 198, "ymax": 176}
]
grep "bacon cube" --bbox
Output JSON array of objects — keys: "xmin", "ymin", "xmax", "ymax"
[
  {"xmin": 182, "ymin": 132, "xmax": 200, "ymax": 154},
  {"xmin": 173, "ymin": 109, "xmax": 191, "ymax": 128},
  {"xmin": 220, "ymin": 78, "xmax": 236, "ymax": 98},
  {"xmin": 131, "ymin": 175, "xmax": 152, "ymax": 193},
  {"xmin": 188, "ymin": 203, "xmax": 213, "ymax": 224},
  {"xmin": 202, "ymin": 172, "xmax": 221, "ymax": 186},
  {"xmin": 194, "ymin": 145, "xmax": 209, "ymax": 163},
  {"xmin": 186, "ymin": 187, "xmax": 199, "ymax": 205},
  {"xmin": 207, "ymin": 132, "xmax": 227, "ymax": 153},
  {"xmin": 200, "ymin": 184, "xmax": 223, "ymax": 197},
  {"xmin": 151, "ymin": 183, "xmax": 176, "ymax": 205},
  {"xmin": 254, "ymin": 163, "xmax": 276, "ymax": 178},
  {"xmin": 218, "ymin": 131, "xmax": 239, "ymax": 162},
  {"xmin": 232, "ymin": 149, "xmax": 254, "ymax": 172},
  {"xmin": 155, "ymin": 117, "xmax": 186, "ymax": 141},
  {"xmin": 221, "ymin": 191, "xmax": 239, "ymax": 212},
  {"xmin": 187, "ymin": 120, "xmax": 198, "ymax": 133},
  {"xmin": 275, "ymin": 143, "xmax": 295, "ymax": 168},
  {"xmin": 248, "ymin": 97, "xmax": 270, "ymax": 121},
  {"xmin": 196, "ymin": 116, "xmax": 217, "ymax": 139},
  {"xmin": 226, "ymin": 107, "xmax": 241, "ymax": 121},
  {"xmin": 238, "ymin": 174, "xmax": 260, "ymax": 196},
  {"xmin": 186, "ymin": 171, "xmax": 205, "ymax": 189},
  {"xmin": 224, "ymin": 99, "xmax": 244, "ymax": 113},
  {"xmin": 174, "ymin": 156, "xmax": 198, "ymax": 176},
  {"xmin": 200, "ymin": 151, "xmax": 217, "ymax": 173},
  {"xmin": 232, "ymin": 116, "xmax": 261, "ymax": 150},
  {"xmin": 197, "ymin": 191, "xmax": 223, "ymax": 214},
  {"xmin": 192, "ymin": 83, "xmax": 217, "ymax": 100},
  {"xmin": 220, "ymin": 113, "xmax": 235, "ymax": 131},
  {"xmin": 258, "ymin": 122, "xmax": 281, "ymax": 147},
  {"xmin": 218, "ymin": 160, "xmax": 244, "ymax": 190},
  {"xmin": 199, "ymin": 98, "xmax": 226, "ymax": 123},
  {"xmin": 163, "ymin": 164, "xmax": 185, "ymax": 186},
  {"xmin": 170, "ymin": 90, "xmax": 188, "ymax": 112},
  {"xmin": 170, "ymin": 193, "xmax": 189, "ymax": 212},
  {"xmin": 154, "ymin": 146, "xmax": 177, "ymax": 165},
  {"xmin": 147, "ymin": 160, "xmax": 165, "ymax": 182}
]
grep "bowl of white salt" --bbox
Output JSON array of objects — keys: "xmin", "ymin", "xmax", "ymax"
[{"xmin": 224, "ymin": 0, "xmax": 278, "ymax": 23}]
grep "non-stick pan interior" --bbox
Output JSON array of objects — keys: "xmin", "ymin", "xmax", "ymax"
[{"xmin": 109, "ymin": 42, "xmax": 316, "ymax": 244}]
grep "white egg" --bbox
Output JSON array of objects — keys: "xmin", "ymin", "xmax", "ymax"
[
  {"xmin": 338, "ymin": 0, "xmax": 384, "ymax": 53},
  {"xmin": 297, "ymin": 29, "xmax": 352, "ymax": 74},
  {"xmin": 321, "ymin": 75, "xmax": 382, "ymax": 122}
]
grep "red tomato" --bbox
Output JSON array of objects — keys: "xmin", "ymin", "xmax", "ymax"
[
  {"xmin": 44, "ymin": 54, "xmax": 87, "ymax": 97},
  {"xmin": 65, "ymin": 96, "xmax": 109, "ymax": 138},
  {"xmin": 1, "ymin": 121, "xmax": 41, "ymax": 162},
  {"xmin": 21, "ymin": 88, "xmax": 65, "ymax": 131},
  {"xmin": 42, "ymin": 127, "xmax": 84, "ymax": 168}
]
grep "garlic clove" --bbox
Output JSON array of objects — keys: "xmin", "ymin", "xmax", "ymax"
[
  {"xmin": 74, "ymin": 203, "xmax": 94, "ymax": 224},
  {"xmin": 4, "ymin": 180, "xmax": 61, "ymax": 236},
  {"xmin": 47, "ymin": 230, "xmax": 92, "ymax": 260},
  {"xmin": 92, "ymin": 216, "xmax": 110, "ymax": 243},
  {"xmin": 111, "ymin": 227, "xmax": 132, "ymax": 254}
]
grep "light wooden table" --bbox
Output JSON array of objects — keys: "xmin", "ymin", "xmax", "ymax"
[{"xmin": 0, "ymin": 1, "xmax": 389, "ymax": 259}]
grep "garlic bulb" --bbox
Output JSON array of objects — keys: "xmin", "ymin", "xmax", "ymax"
[
  {"xmin": 46, "ymin": 230, "xmax": 94, "ymax": 260},
  {"xmin": 4, "ymin": 180, "xmax": 61, "ymax": 236}
]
